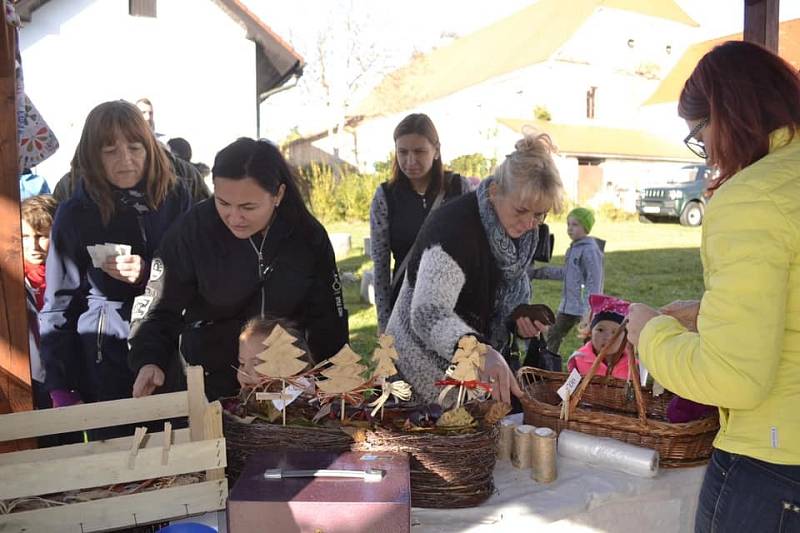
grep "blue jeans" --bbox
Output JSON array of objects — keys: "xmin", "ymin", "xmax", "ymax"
[{"xmin": 695, "ymin": 449, "xmax": 800, "ymax": 532}]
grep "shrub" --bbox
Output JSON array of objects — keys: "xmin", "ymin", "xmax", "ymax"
[
  {"xmin": 595, "ymin": 202, "xmax": 638, "ymax": 222},
  {"xmin": 448, "ymin": 153, "xmax": 497, "ymax": 179},
  {"xmin": 301, "ymin": 164, "xmax": 383, "ymax": 223},
  {"xmin": 534, "ymin": 105, "xmax": 552, "ymax": 121},
  {"xmin": 304, "ymin": 164, "xmax": 338, "ymax": 222},
  {"xmin": 336, "ymin": 173, "xmax": 382, "ymax": 222}
]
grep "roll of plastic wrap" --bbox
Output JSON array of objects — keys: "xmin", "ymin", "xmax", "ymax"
[
  {"xmin": 497, "ymin": 418, "xmax": 517, "ymax": 460},
  {"xmin": 557, "ymin": 430, "xmax": 659, "ymax": 478},
  {"xmin": 531, "ymin": 427, "xmax": 557, "ymax": 483},
  {"xmin": 512, "ymin": 424, "xmax": 535, "ymax": 468}
]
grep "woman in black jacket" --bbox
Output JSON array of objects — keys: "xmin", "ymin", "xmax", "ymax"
[
  {"xmin": 387, "ymin": 133, "xmax": 563, "ymax": 405},
  {"xmin": 128, "ymin": 138, "xmax": 349, "ymax": 400}
]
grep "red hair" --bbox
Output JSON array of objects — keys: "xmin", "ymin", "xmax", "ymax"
[{"xmin": 678, "ymin": 41, "xmax": 800, "ymax": 192}]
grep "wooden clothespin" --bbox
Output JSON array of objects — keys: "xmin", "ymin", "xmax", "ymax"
[
  {"xmin": 128, "ymin": 426, "xmax": 148, "ymax": 469},
  {"xmin": 161, "ymin": 422, "xmax": 172, "ymax": 466}
]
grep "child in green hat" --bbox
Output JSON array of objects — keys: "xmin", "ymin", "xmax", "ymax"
[{"xmin": 530, "ymin": 207, "xmax": 604, "ymax": 355}]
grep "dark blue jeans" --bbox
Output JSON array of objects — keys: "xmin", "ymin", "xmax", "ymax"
[{"xmin": 695, "ymin": 449, "xmax": 800, "ymax": 532}]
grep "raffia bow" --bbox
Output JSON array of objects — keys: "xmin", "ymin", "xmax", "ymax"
[{"xmin": 367, "ymin": 378, "xmax": 412, "ymax": 417}]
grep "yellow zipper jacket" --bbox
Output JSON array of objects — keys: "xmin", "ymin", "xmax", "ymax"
[{"xmin": 640, "ymin": 128, "xmax": 800, "ymax": 465}]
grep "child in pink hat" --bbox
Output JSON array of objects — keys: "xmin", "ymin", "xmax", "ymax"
[
  {"xmin": 569, "ymin": 294, "xmax": 714, "ymax": 423},
  {"xmin": 567, "ymin": 294, "xmax": 632, "ymax": 380}
]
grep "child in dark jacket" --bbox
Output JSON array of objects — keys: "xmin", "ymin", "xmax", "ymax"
[
  {"xmin": 531, "ymin": 207, "xmax": 603, "ymax": 354},
  {"xmin": 21, "ymin": 194, "xmax": 58, "ymax": 410}
]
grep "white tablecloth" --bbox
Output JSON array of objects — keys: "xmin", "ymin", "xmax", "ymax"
[
  {"xmin": 181, "ymin": 420, "xmax": 707, "ymax": 533},
  {"xmin": 411, "ymin": 452, "xmax": 706, "ymax": 532}
]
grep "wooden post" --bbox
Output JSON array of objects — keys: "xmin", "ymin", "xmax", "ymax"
[
  {"xmin": 0, "ymin": 0, "xmax": 34, "ymax": 430},
  {"xmin": 743, "ymin": 0, "xmax": 780, "ymax": 52}
]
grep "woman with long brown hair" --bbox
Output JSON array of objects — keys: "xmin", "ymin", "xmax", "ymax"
[
  {"xmin": 627, "ymin": 41, "xmax": 800, "ymax": 532},
  {"xmin": 369, "ymin": 113, "xmax": 472, "ymax": 333},
  {"xmin": 39, "ymin": 100, "xmax": 192, "ymax": 420}
]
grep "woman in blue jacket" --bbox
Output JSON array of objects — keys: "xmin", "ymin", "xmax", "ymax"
[{"xmin": 39, "ymin": 100, "xmax": 192, "ymax": 413}]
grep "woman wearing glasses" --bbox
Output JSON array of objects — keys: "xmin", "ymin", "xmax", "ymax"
[
  {"xmin": 627, "ymin": 41, "xmax": 800, "ymax": 532},
  {"xmin": 386, "ymin": 133, "xmax": 564, "ymax": 405},
  {"xmin": 128, "ymin": 138, "xmax": 349, "ymax": 400}
]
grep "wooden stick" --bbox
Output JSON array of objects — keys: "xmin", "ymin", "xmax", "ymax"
[
  {"xmin": 161, "ymin": 422, "xmax": 172, "ymax": 466},
  {"xmin": 628, "ymin": 345, "xmax": 648, "ymax": 425},
  {"xmin": 340, "ymin": 397, "xmax": 345, "ymax": 422},
  {"xmin": 281, "ymin": 379, "xmax": 287, "ymax": 426},
  {"xmin": 127, "ymin": 427, "xmax": 148, "ymax": 469}
]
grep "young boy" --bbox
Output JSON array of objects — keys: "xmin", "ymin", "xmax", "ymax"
[
  {"xmin": 530, "ymin": 207, "xmax": 604, "ymax": 355},
  {"xmin": 21, "ymin": 194, "xmax": 58, "ymax": 409}
]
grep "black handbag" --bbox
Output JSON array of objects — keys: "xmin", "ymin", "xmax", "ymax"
[
  {"xmin": 524, "ymin": 335, "xmax": 563, "ymax": 372},
  {"xmin": 532, "ymin": 223, "xmax": 554, "ymax": 263}
]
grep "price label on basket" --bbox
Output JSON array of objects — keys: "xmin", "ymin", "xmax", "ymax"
[{"xmin": 557, "ymin": 368, "xmax": 583, "ymax": 401}]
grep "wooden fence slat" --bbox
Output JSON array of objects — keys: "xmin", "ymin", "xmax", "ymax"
[
  {"xmin": 203, "ymin": 401, "xmax": 225, "ymax": 480},
  {"xmin": 0, "ymin": 428, "xmax": 192, "ymax": 466},
  {"xmin": 0, "ymin": 438, "xmax": 226, "ymax": 500},
  {"xmin": 0, "ymin": 479, "xmax": 227, "ymax": 533},
  {"xmin": 0, "ymin": 391, "xmax": 188, "ymax": 441}
]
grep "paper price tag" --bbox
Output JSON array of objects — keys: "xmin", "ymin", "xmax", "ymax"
[
  {"xmin": 557, "ymin": 368, "xmax": 583, "ymax": 401},
  {"xmin": 255, "ymin": 392, "xmax": 291, "ymax": 402}
]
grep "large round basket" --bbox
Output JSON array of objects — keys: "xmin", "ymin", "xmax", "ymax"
[
  {"xmin": 518, "ymin": 366, "xmax": 718, "ymax": 467},
  {"xmin": 223, "ymin": 413, "xmax": 354, "ymax": 482},
  {"xmin": 352, "ymin": 425, "xmax": 499, "ymax": 508}
]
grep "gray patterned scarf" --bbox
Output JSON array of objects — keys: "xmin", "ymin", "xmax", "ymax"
[{"xmin": 477, "ymin": 177, "xmax": 537, "ymax": 349}]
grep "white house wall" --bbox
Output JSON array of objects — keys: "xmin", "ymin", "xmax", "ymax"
[
  {"xmin": 19, "ymin": 0, "xmax": 257, "ymax": 187},
  {"xmin": 337, "ymin": 6, "xmax": 694, "ymax": 177}
]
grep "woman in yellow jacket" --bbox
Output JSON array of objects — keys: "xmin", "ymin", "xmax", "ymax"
[{"xmin": 627, "ymin": 41, "xmax": 800, "ymax": 533}]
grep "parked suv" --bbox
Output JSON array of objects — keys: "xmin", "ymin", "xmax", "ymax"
[{"xmin": 636, "ymin": 164, "xmax": 711, "ymax": 226}]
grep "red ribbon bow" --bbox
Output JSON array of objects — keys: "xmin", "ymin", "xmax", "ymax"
[{"xmin": 435, "ymin": 379, "xmax": 492, "ymax": 392}]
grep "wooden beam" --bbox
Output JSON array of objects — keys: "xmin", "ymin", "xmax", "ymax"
[
  {"xmin": 0, "ymin": 479, "xmax": 228, "ymax": 533},
  {"xmin": 0, "ymin": 0, "xmax": 34, "ymax": 419},
  {"xmin": 743, "ymin": 0, "xmax": 780, "ymax": 52}
]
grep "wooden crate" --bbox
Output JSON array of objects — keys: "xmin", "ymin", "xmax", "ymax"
[{"xmin": 0, "ymin": 366, "xmax": 227, "ymax": 532}]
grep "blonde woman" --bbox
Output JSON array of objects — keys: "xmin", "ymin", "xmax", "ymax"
[{"xmin": 387, "ymin": 134, "xmax": 564, "ymax": 404}]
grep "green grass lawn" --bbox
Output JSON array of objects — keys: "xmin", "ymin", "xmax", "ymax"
[{"xmin": 326, "ymin": 220, "xmax": 704, "ymax": 357}]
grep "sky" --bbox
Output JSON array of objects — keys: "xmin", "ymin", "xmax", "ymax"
[{"xmin": 243, "ymin": 0, "xmax": 800, "ymax": 141}]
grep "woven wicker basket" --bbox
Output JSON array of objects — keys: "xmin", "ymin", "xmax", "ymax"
[
  {"xmin": 518, "ymin": 324, "xmax": 718, "ymax": 467},
  {"xmin": 223, "ymin": 413, "xmax": 354, "ymax": 482},
  {"xmin": 353, "ymin": 424, "xmax": 499, "ymax": 509}
]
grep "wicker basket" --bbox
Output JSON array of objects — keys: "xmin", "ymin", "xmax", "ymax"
[
  {"xmin": 223, "ymin": 413, "xmax": 354, "ymax": 482},
  {"xmin": 517, "ymin": 324, "xmax": 718, "ymax": 467},
  {"xmin": 352, "ymin": 424, "xmax": 499, "ymax": 509}
]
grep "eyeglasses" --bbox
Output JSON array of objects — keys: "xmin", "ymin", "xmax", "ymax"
[{"xmin": 683, "ymin": 119, "xmax": 708, "ymax": 159}]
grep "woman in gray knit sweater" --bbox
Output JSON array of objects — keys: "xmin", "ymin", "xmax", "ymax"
[{"xmin": 386, "ymin": 133, "xmax": 564, "ymax": 405}]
